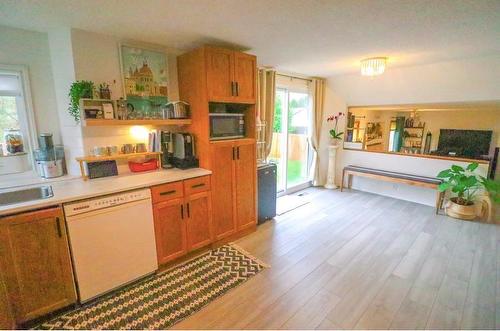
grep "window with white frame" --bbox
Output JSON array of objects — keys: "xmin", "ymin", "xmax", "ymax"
[{"xmin": 0, "ymin": 65, "xmax": 36, "ymax": 176}]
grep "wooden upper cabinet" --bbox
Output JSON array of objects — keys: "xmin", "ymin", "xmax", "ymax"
[
  {"xmin": 186, "ymin": 191, "xmax": 213, "ymax": 251},
  {"xmin": 233, "ymin": 52, "xmax": 257, "ymax": 103},
  {"xmin": 205, "ymin": 47, "xmax": 256, "ymax": 104},
  {"xmin": 234, "ymin": 141, "xmax": 257, "ymax": 230},
  {"xmin": 0, "ymin": 207, "xmax": 76, "ymax": 324},
  {"xmin": 206, "ymin": 47, "xmax": 234, "ymax": 102},
  {"xmin": 210, "ymin": 142, "xmax": 237, "ymax": 239},
  {"xmin": 153, "ymin": 198, "xmax": 187, "ymax": 264}
]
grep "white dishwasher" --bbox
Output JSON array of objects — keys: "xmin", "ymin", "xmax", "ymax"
[{"xmin": 64, "ymin": 188, "xmax": 158, "ymax": 302}]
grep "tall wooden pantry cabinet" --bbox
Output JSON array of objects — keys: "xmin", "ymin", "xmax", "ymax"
[{"xmin": 178, "ymin": 45, "xmax": 258, "ymax": 241}]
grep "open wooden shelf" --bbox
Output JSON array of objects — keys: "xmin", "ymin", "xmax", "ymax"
[
  {"xmin": 82, "ymin": 119, "xmax": 192, "ymax": 127},
  {"xmin": 76, "ymin": 152, "xmax": 162, "ymax": 180},
  {"xmin": 75, "ymin": 151, "xmax": 161, "ymax": 163}
]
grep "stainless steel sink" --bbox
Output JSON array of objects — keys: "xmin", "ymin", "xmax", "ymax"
[{"xmin": 0, "ymin": 186, "xmax": 54, "ymax": 206}]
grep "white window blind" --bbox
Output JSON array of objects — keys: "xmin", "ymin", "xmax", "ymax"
[{"xmin": 0, "ymin": 73, "xmax": 21, "ymax": 96}]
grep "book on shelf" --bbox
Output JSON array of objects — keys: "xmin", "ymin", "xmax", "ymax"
[{"xmin": 147, "ymin": 130, "xmax": 162, "ymax": 152}]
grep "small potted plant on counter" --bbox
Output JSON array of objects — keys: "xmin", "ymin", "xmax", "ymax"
[
  {"xmin": 68, "ymin": 80, "xmax": 95, "ymax": 123},
  {"xmin": 437, "ymin": 162, "xmax": 499, "ymax": 220},
  {"xmin": 326, "ymin": 112, "xmax": 345, "ymax": 146}
]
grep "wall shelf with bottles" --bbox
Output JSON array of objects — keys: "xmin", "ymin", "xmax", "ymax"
[
  {"xmin": 82, "ymin": 119, "xmax": 192, "ymax": 127},
  {"xmin": 79, "ymin": 98, "xmax": 191, "ymax": 127},
  {"xmin": 402, "ymin": 124, "xmax": 425, "ymax": 152}
]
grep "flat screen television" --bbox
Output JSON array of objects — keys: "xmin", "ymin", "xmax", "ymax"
[{"xmin": 437, "ymin": 129, "xmax": 492, "ymax": 158}]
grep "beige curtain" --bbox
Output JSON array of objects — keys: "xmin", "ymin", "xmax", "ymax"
[
  {"xmin": 310, "ymin": 78, "xmax": 325, "ymax": 186},
  {"xmin": 257, "ymin": 68, "xmax": 276, "ymax": 159}
]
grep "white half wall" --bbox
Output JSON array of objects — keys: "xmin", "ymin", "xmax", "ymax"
[
  {"xmin": 340, "ymin": 150, "xmax": 488, "ymax": 206},
  {"xmin": 320, "ymin": 55, "xmax": 500, "ymax": 206}
]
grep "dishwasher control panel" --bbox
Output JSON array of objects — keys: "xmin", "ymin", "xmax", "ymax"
[{"xmin": 64, "ymin": 188, "xmax": 152, "ymax": 216}]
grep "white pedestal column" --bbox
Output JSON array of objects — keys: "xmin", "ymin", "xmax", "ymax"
[{"xmin": 325, "ymin": 144, "xmax": 340, "ymax": 189}]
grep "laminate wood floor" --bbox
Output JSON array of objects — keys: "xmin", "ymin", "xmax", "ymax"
[{"xmin": 173, "ymin": 188, "xmax": 500, "ymax": 330}]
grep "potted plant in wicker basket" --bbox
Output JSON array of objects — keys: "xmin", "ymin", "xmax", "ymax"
[{"xmin": 437, "ymin": 162, "xmax": 499, "ymax": 220}]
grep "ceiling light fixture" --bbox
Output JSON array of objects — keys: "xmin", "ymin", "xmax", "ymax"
[{"xmin": 360, "ymin": 57, "xmax": 387, "ymax": 76}]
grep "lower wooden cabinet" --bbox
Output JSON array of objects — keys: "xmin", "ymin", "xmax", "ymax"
[
  {"xmin": 210, "ymin": 140, "xmax": 257, "ymax": 240},
  {"xmin": 0, "ymin": 272, "xmax": 14, "ymax": 329},
  {"xmin": 0, "ymin": 207, "xmax": 76, "ymax": 324},
  {"xmin": 153, "ymin": 198, "xmax": 187, "ymax": 265},
  {"xmin": 152, "ymin": 176, "xmax": 213, "ymax": 265},
  {"xmin": 234, "ymin": 140, "xmax": 257, "ymax": 231},
  {"xmin": 186, "ymin": 191, "xmax": 213, "ymax": 250},
  {"xmin": 210, "ymin": 141, "xmax": 237, "ymax": 240}
]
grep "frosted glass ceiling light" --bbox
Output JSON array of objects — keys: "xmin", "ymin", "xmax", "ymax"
[{"xmin": 360, "ymin": 57, "xmax": 387, "ymax": 76}]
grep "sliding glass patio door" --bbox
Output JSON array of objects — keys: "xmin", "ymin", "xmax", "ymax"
[{"xmin": 270, "ymin": 87, "xmax": 312, "ymax": 194}]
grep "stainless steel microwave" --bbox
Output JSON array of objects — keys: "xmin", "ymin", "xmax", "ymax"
[{"xmin": 209, "ymin": 113, "xmax": 245, "ymax": 140}]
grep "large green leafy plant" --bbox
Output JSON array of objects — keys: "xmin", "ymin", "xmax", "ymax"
[
  {"xmin": 481, "ymin": 177, "xmax": 500, "ymax": 204},
  {"xmin": 68, "ymin": 80, "xmax": 94, "ymax": 123},
  {"xmin": 437, "ymin": 162, "xmax": 500, "ymax": 205}
]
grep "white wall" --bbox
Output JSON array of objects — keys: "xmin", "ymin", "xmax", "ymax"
[
  {"xmin": 0, "ymin": 25, "xmax": 61, "ymax": 143},
  {"xmin": 1, "ymin": 26, "xmax": 186, "ymax": 176},
  {"xmin": 48, "ymin": 28, "xmax": 82, "ymax": 175},
  {"xmin": 330, "ymin": 55, "xmax": 500, "ymax": 105},
  {"xmin": 71, "ymin": 29, "xmax": 181, "ymax": 103},
  {"xmin": 320, "ymin": 55, "xmax": 500, "ymax": 206},
  {"xmin": 70, "ymin": 29, "xmax": 183, "ymax": 158}
]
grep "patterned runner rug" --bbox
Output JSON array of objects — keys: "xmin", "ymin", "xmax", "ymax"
[{"xmin": 37, "ymin": 244, "xmax": 268, "ymax": 330}]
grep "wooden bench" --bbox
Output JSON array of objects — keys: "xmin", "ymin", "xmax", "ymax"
[{"xmin": 341, "ymin": 165, "xmax": 444, "ymax": 213}]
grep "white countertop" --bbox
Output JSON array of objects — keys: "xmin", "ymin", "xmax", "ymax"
[{"xmin": 0, "ymin": 168, "xmax": 211, "ymax": 216}]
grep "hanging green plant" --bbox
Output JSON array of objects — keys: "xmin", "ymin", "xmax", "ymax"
[{"xmin": 68, "ymin": 80, "xmax": 95, "ymax": 123}]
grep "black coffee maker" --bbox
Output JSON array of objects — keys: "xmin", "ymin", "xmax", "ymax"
[
  {"xmin": 172, "ymin": 133, "xmax": 199, "ymax": 169},
  {"xmin": 160, "ymin": 131, "xmax": 174, "ymax": 169}
]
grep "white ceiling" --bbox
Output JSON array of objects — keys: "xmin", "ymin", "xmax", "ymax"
[{"xmin": 1, "ymin": 0, "xmax": 499, "ymax": 77}]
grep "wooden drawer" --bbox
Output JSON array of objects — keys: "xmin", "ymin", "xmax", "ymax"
[
  {"xmin": 151, "ymin": 181, "xmax": 184, "ymax": 204},
  {"xmin": 184, "ymin": 176, "xmax": 211, "ymax": 196}
]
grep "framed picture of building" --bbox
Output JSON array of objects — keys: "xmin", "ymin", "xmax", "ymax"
[{"xmin": 119, "ymin": 44, "xmax": 169, "ymax": 113}]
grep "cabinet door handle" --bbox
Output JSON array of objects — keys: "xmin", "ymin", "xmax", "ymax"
[
  {"xmin": 231, "ymin": 81, "xmax": 235, "ymax": 96},
  {"xmin": 181, "ymin": 204, "xmax": 184, "ymax": 219},
  {"xmin": 187, "ymin": 203, "xmax": 190, "ymax": 218},
  {"xmin": 55, "ymin": 217, "xmax": 62, "ymax": 238},
  {"xmin": 192, "ymin": 183, "xmax": 205, "ymax": 188},
  {"xmin": 235, "ymin": 82, "xmax": 239, "ymax": 96},
  {"xmin": 232, "ymin": 147, "xmax": 235, "ymax": 160},
  {"xmin": 160, "ymin": 190, "xmax": 176, "ymax": 196},
  {"xmin": 237, "ymin": 146, "xmax": 240, "ymax": 160}
]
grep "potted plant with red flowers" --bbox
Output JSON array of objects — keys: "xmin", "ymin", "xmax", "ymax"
[{"xmin": 326, "ymin": 112, "xmax": 345, "ymax": 146}]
